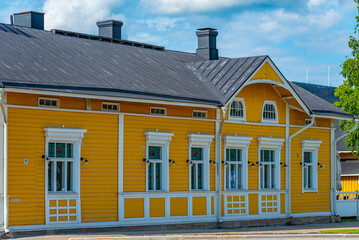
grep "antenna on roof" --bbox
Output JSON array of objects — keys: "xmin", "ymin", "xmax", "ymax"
[
  {"xmin": 306, "ymin": 67, "xmax": 308, "ymax": 83},
  {"xmin": 10, "ymin": 15, "xmax": 13, "ymax": 25},
  {"xmin": 328, "ymin": 66, "xmax": 331, "ymax": 86}
]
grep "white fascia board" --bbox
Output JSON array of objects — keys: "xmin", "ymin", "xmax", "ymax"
[{"xmin": 2, "ymin": 87, "xmax": 218, "ymax": 109}]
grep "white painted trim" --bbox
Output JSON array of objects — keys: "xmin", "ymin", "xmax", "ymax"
[
  {"xmin": 223, "ymin": 135, "xmax": 252, "ymax": 190},
  {"xmin": 338, "ymin": 151, "xmax": 357, "ymax": 154},
  {"xmin": 4, "ymin": 88, "xmax": 218, "ymax": 109},
  {"xmin": 246, "ymin": 79, "xmax": 286, "ymax": 87},
  {"xmin": 101, "ymin": 102, "xmax": 120, "ymax": 112},
  {"xmin": 228, "ymin": 98, "xmax": 246, "ymax": 122},
  {"xmin": 257, "ymin": 137, "xmax": 284, "ymax": 190},
  {"xmin": 38, "ymin": 97, "xmax": 59, "ymax": 108},
  {"xmin": 301, "ymin": 139, "xmax": 321, "ymax": 193},
  {"xmin": 290, "ymin": 211, "xmax": 331, "ymax": 218},
  {"xmin": 261, "ymin": 100, "xmax": 278, "ymax": 124},
  {"xmin": 188, "ymin": 134, "xmax": 214, "ymax": 191},
  {"xmin": 118, "ymin": 114, "xmax": 124, "ymax": 221},
  {"xmin": 341, "ymin": 174, "xmax": 359, "ymax": 177},
  {"xmin": 145, "ymin": 131, "xmax": 174, "ymax": 192},
  {"xmin": 6, "ymin": 105, "xmax": 335, "ymax": 128},
  {"xmin": 150, "ymin": 107, "xmax": 167, "ymax": 116}
]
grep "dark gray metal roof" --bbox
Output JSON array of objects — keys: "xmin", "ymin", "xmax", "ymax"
[
  {"xmin": 292, "ymin": 82, "xmax": 339, "ymax": 104},
  {"xmin": 341, "ymin": 160, "xmax": 359, "ymax": 175},
  {"xmin": 289, "ymin": 82, "xmax": 355, "ymax": 119},
  {"xmin": 0, "ymin": 22, "xmax": 355, "ymax": 119}
]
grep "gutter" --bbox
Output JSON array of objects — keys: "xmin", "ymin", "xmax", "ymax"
[
  {"xmin": 216, "ymin": 106, "xmax": 226, "ymax": 223},
  {"xmin": 287, "ymin": 115, "xmax": 315, "ymax": 216},
  {"xmin": 0, "ymin": 92, "xmax": 8, "ymax": 233},
  {"xmin": 333, "ymin": 118, "xmax": 359, "ymax": 215}
]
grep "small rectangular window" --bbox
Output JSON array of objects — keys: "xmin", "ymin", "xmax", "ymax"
[
  {"xmin": 38, "ymin": 97, "xmax": 59, "ymax": 108},
  {"xmin": 102, "ymin": 102, "xmax": 119, "ymax": 111},
  {"xmin": 150, "ymin": 107, "xmax": 166, "ymax": 115},
  {"xmin": 305, "ymin": 119, "xmax": 314, "ymax": 126},
  {"xmin": 192, "ymin": 110, "xmax": 207, "ymax": 118}
]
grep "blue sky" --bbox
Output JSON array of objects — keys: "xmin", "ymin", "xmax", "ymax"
[{"xmin": 0, "ymin": 0, "xmax": 357, "ymax": 87}]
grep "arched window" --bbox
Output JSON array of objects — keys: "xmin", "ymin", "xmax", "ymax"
[
  {"xmin": 229, "ymin": 98, "xmax": 245, "ymax": 121},
  {"xmin": 262, "ymin": 101, "xmax": 278, "ymax": 123}
]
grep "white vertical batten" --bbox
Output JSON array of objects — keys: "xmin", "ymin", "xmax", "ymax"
[
  {"xmin": 0, "ymin": 92, "xmax": 8, "ymax": 233},
  {"xmin": 118, "ymin": 113, "xmax": 124, "ymax": 221},
  {"xmin": 285, "ymin": 102, "xmax": 290, "ymax": 216},
  {"xmin": 330, "ymin": 121, "xmax": 335, "ymax": 215}
]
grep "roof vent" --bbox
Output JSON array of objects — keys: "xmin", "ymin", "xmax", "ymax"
[
  {"xmin": 196, "ymin": 27, "xmax": 218, "ymax": 60},
  {"xmin": 97, "ymin": 20, "xmax": 123, "ymax": 40},
  {"xmin": 13, "ymin": 11, "xmax": 44, "ymax": 30}
]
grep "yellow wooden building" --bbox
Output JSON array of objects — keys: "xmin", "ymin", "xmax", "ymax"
[{"xmin": 0, "ymin": 11, "xmax": 356, "ymax": 233}]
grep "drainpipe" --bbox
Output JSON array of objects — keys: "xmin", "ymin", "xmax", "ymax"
[
  {"xmin": 216, "ymin": 106, "xmax": 226, "ymax": 223},
  {"xmin": 333, "ymin": 118, "xmax": 359, "ymax": 216},
  {"xmin": 0, "ymin": 92, "xmax": 8, "ymax": 233},
  {"xmin": 287, "ymin": 115, "xmax": 315, "ymax": 216}
]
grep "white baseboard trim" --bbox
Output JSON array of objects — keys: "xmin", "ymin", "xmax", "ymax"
[{"xmin": 291, "ymin": 211, "xmax": 332, "ymax": 218}]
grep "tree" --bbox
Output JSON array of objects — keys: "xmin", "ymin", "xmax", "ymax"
[{"xmin": 334, "ymin": 0, "xmax": 359, "ymax": 152}]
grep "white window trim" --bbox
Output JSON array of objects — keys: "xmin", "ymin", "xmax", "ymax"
[
  {"xmin": 38, "ymin": 97, "xmax": 59, "ymax": 108},
  {"xmin": 301, "ymin": 139, "xmax": 321, "ymax": 193},
  {"xmin": 101, "ymin": 102, "xmax": 120, "ymax": 112},
  {"xmin": 44, "ymin": 127, "xmax": 87, "ymax": 224},
  {"xmin": 188, "ymin": 133, "xmax": 214, "ymax": 191},
  {"xmin": 261, "ymin": 100, "xmax": 278, "ymax": 124},
  {"xmin": 223, "ymin": 135, "xmax": 252, "ymax": 190},
  {"xmin": 305, "ymin": 118, "xmax": 315, "ymax": 126},
  {"xmin": 150, "ymin": 107, "xmax": 167, "ymax": 116},
  {"xmin": 144, "ymin": 131, "xmax": 174, "ymax": 192},
  {"xmin": 192, "ymin": 110, "xmax": 208, "ymax": 119},
  {"xmin": 228, "ymin": 98, "xmax": 246, "ymax": 122},
  {"xmin": 257, "ymin": 137, "xmax": 284, "ymax": 190}
]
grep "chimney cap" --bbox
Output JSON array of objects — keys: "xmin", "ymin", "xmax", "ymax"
[
  {"xmin": 97, "ymin": 20, "xmax": 123, "ymax": 27},
  {"xmin": 13, "ymin": 11, "xmax": 44, "ymax": 15},
  {"xmin": 197, "ymin": 27, "xmax": 217, "ymax": 31}
]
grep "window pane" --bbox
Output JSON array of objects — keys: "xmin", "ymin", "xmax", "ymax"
[
  {"xmin": 155, "ymin": 163, "xmax": 162, "ymax": 190},
  {"xmin": 48, "ymin": 161, "xmax": 54, "ymax": 192},
  {"xmin": 238, "ymin": 164, "xmax": 243, "ymax": 189},
  {"xmin": 230, "ymin": 164, "xmax": 236, "ymax": 189},
  {"xmin": 198, "ymin": 163, "xmax": 203, "ymax": 190},
  {"xmin": 226, "ymin": 149, "xmax": 230, "ymax": 161},
  {"xmin": 308, "ymin": 166, "xmax": 312, "ymax": 188},
  {"xmin": 304, "ymin": 152, "xmax": 312, "ymax": 163},
  {"xmin": 271, "ymin": 164, "xmax": 275, "ymax": 189},
  {"xmin": 67, "ymin": 144, "xmax": 73, "ymax": 158},
  {"xmin": 225, "ymin": 166, "xmax": 229, "ymax": 189},
  {"xmin": 304, "ymin": 167, "xmax": 308, "ymax": 188},
  {"xmin": 264, "ymin": 165, "xmax": 270, "ymax": 189},
  {"xmin": 191, "ymin": 165, "xmax": 196, "ymax": 190},
  {"xmin": 56, "ymin": 143, "xmax": 65, "ymax": 158},
  {"xmin": 191, "ymin": 148, "xmax": 203, "ymax": 160},
  {"xmin": 148, "ymin": 163, "xmax": 153, "ymax": 190},
  {"xmin": 148, "ymin": 146, "xmax": 161, "ymax": 160},
  {"xmin": 56, "ymin": 161, "xmax": 65, "ymax": 191},
  {"xmin": 67, "ymin": 162, "xmax": 73, "ymax": 191},
  {"xmin": 48, "ymin": 143, "xmax": 55, "ymax": 157},
  {"xmin": 261, "ymin": 150, "xmax": 270, "ymax": 162}
]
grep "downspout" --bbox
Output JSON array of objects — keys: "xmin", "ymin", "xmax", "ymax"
[
  {"xmin": 333, "ymin": 118, "xmax": 359, "ymax": 215},
  {"xmin": 0, "ymin": 92, "xmax": 8, "ymax": 233},
  {"xmin": 216, "ymin": 106, "xmax": 226, "ymax": 223},
  {"xmin": 287, "ymin": 115, "xmax": 315, "ymax": 216}
]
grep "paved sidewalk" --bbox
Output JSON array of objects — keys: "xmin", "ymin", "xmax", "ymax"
[{"xmin": 11, "ymin": 221, "xmax": 359, "ymax": 239}]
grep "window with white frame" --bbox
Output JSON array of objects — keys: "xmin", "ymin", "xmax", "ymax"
[
  {"xmin": 39, "ymin": 97, "xmax": 59, "ymax": 108},
  {"xmin": 257, "ymin": 137, "xmax": 284, "ymax": 190},
  {"xmin": 102, "ymin": 102, "xmax": 119, "ymax": 111},
  {"xmin": 223, "ymin": 135, "xmax": 252, "ymax": 190},
  {"xmin": 262, "ymin": 101, "xmax": 278, "ymax": 123},
  {"xmin": 145, "ymin": 131, "xmax": 173, "ymax": 191},
  {"xmin": 229, "ymin": 98, "xmax": 245, "ymax": 121},
  {"xmin": 44, "ymin": 127, "xmax": 87, "ymax": 194},
  {"xmin": 192, "ymin": 110, "xmax": 207, "ymax": 119},
  {"xmin": 150, "ymin": 107, "xmax": 166, "ymax": 115},
  {"xmin": 188, "ymin": 133, "xmax": 214, "ymax": 191},
  {"xmin": 301, "ymin": 139, "xmax": 321, "ymax": 192}
]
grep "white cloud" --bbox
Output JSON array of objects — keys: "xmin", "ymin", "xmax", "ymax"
[
  {"xmin": 43, "ymin": 0, "xmax": 124, "ymax": 33},
  {"xmin": 137, "ymin": 17, "xmax": 185, "ymax": 31},
  {"xmin": 140, "ymin": 0, "xmax": 265, "ymax": 14},
  {"xmin": 307, "ymin": 0, "xmax": 328, "ymax": 8}
]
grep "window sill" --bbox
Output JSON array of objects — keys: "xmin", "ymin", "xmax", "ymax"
[
  {"xmin": 228, "ymin": 117, "xmax": 245, "ymax": 122},
  {"xmin": 261, "ymin": 120, "xmax": 278, "ymax": 125},
  {"xmin": 303, "ymin": 189, "xmax": 317, "ymax": 193},
  {"xmin": 48, "ymin": 192, "xmax": 78, "ymax": 196}
]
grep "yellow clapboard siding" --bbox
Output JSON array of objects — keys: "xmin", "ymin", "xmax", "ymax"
[
  {"xmin": 192, "ymin": 197, "xmax": 207, "ymax": 216},
  {"xmin": 170, "ymin": 197, "xmax": 188, "ymax": 216},
  {"xmin": 251, "ymin": 62, "xmax": 284, "ymax": 84},
  {"xmin": 150, "ymin": 198, "xmax": 165, "ymax": 217},
  {"xmin": 124, "ymin": 198, "xmax": 144, "ymax": 218},
  {"xmin": 8, "ymin": 107, "xmax": 118, "ymax": 225},
  {"xmin": 341, "ymin": 176, "xmax": 359, "ymax": 192}
]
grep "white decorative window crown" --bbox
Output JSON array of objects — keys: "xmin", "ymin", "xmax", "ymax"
[
  {"xmin": 223, "ymin": 135, "xmax": 252, "ymax": 148},
  {"xmin": 44, "ymin": 127, "xmax": 87, "ymax": 142},
  {"xmin": 145, "ymin": 131, "xmax": 174, "ymax": 145},
  {"xmin": 257, "ymin": 137, "xmax": 284, "ymax": 149},
  {"xmin": 188, "ymin": 133, "xmax": 214, "ymax": 147},
  {"xmin": 301, "ymin": 139, "xmax": 321, "ymax": 150}
]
